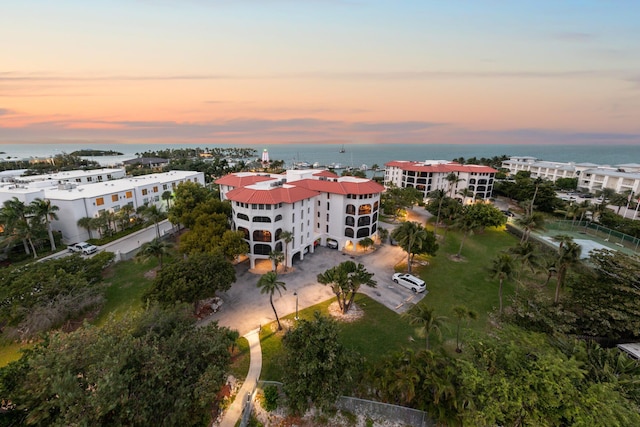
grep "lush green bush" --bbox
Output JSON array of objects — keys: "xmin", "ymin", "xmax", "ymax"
[{"xmin": 262, "ymin": 385, "xmax": 279, "ymax": 412}]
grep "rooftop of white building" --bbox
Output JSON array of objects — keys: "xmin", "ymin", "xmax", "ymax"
[
  {"xmin": 385, "ymin": 160, "xmax": 497, "ymax": 174},
  {"xmin": 13, "ymin": 168, "xmax": 125, "ymax": 183}
]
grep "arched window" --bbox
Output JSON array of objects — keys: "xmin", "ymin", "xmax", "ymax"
[
  {"xmin": 275, "ymin": 228, "xmax": 282, "ymax": 241},
  {"xmin": 253, "ymin": 230, "xmax": 272, "ymax": 242},
  {"xmin": 346, "ymin": 204, "xmax": 355, "ymax": 215},
  {"xmin": 358, "ymin": 216, "xmax": 371, "ymax": 227},
  {"xmin": 237, "ymin": 213, "xmax": 249, "ymax": 221},
  {"xmin": 238, "ymin": 227, "xmax": 249, "ymax": 240},
  {"xmin": 275, "ymin": 242, "xmax": 283, "ymax": 252},
  {"xmin": 345, "ymin": 227, "xmax": 354, "ymax": 238},
  {"xmin": 253, "ymin": 244, "xmax": 272, "ymax": 255},
  {"xmin": 477, "ymin": 186, "xmax": 486, "ymax": 192},
  {"xmin": 358, "ymin": 204, "xmax": 372, "ymax": 215},
  {"xmin": 478, "ymin": 179, "xmax": 488, "ymax": 185},
  {"xmin": 345, "ymin": 216, "xmax": 355, "ymax": 226},
  {"xmin": 372, "ymin": 212, "xmax": 378, "ymax": 223},
  {"xmin": 469, "ymin": 179, "xmax": 476, "ymax": 184},
  {"xmin": 357, "ymin": 227, "xmax": 370, "ymax": 238},
  {"xmin": 252, "ymin": 216, "xmax": 271, "ymax": 223},
  {"xmin": 373, "ymin": 201, "xmax": 379, "ymax": 212},
  {"xmin": 468, "ymin": 185, "xmax": 475, "ymax": 191},
  {"xmin": 372, "ymin": 223, "xmax": 377, "ymax": 234},
  {"xmin": 275, "ymin": 214, "xmax": 283, "ymax": 221}
]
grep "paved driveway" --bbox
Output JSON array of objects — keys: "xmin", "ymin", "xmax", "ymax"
[{"xmin": 202, "ymin": 223, "xmax": 428, "ymax": 335}]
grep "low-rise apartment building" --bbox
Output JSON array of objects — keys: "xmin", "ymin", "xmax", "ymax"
[
  {"xmin": 216, "ymin": 169, "xmax": 384, "ymax": 268},
  {"xmin": 501, "ymin": 156, "xmax": 640, "ymax": 194},
  {"xmin": 384, "ymin": 160, "xmax": 497, "ymax": 201},
  {"xmin": 0, "ymin": 170, "xmax": 204, "ymax": 243}
]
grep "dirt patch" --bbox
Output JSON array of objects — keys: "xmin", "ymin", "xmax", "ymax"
[
  {"xmin": 143, "ymin": 267, "xmax": 159, "ymax": 279},
  {"xmin": 327, "ymin": 301, "xmax": 364, "ymax": 323},
  {"xmin": 448, "ymin": 254, "xmax": 467, "ymax": 262}
]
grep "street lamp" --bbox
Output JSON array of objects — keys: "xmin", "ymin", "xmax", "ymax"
[{"xmin": 294, "ymin": 292, "xmax": 299, "ymax": 320}]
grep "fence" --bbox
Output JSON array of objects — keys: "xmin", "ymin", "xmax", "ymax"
[
  {"xmin": 546, "ymin": 220, "xmax": 640, "ymax": 252},
  {"xmin": 242, "ymin": 381, "xmax": 434, "ymax": 427}
]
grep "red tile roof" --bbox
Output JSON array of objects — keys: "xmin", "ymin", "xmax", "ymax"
[
  {"xmin": 313, "ymin": 170, "xmax": 339, "ymax": 178},
  {"xmin": 294, "ymin": 178, "xmax": 385, "ymax": 195},
  {"xmin": 215, "ymin": 174, "xmax": 274, "ymax": 187},
  {"xmin": 384, "ymin": 161, "xmax": 496, "ymax": 174},
  {"xmin": 225, "ymin": 186, "xmax": 319, "ymax": 204}
]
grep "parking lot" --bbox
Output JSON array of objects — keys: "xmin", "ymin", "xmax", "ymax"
[{"xmin": 202, "ymin": 229, "xmax": 427, "ymax": 335}]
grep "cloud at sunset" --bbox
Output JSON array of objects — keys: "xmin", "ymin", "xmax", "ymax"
[{"xmin": 1, "ymin": 1, "xmax": 639, "ymax": 146}]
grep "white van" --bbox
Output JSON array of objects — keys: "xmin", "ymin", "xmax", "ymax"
[{"xmin": 392, "ymin": 273, "xmax": 426, "ymax": 293}]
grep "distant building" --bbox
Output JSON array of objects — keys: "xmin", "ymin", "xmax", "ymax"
[
  {"xmin": 216, "ymin": 169, "xmax": 384, "ymax": 268},
  {"xmin": 384, "ymin": 160, "xmax": 497, "ymax": 202},
  {"xmin": 501, "ymin": 156, "xmax": 640, "ymax": 194},
  {"xmin": 122, "ymin": 157, "xmax": 169, "ymax": 169}
]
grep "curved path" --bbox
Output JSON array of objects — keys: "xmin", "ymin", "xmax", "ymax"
[{"xmin": 218, "ymin": 328, "xmax": 262, "ymax": 427}]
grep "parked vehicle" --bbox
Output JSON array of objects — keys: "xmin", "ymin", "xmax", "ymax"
[
  {"xmin": 392, "ymin": 273, "xmax": 426, "ymax": 293},
  {"xmin": 68, "ymin": 241, "xmax": 98, "ymax": 255},
  {"xmin": 326, "ymin": 239, "xmax": 338, "ymax": 249}
]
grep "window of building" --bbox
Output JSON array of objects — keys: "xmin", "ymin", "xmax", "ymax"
[
  {"xmin": 126, "ymin": 191, "xmax": 133, "ymax": 199},
  {"xmin": 253, "ymin": 244, "xmax": 271, "ymax": 255},
  {"xmin": 345, "ymin": 216, "xmax": 355, "ymax": 226},
  {"xmin": 252, "ymin": 216, "xmax": 271, "ymax": 223},
  {"xmin": 358, "ymin": 216, "xmax": 371, "ymax": 227},
  {"xmin": 346, "ymin": 204, "xmax": 355, "ymax": 215},
  {"xmin": 163, "ymin": 184, "xmax": 168, "ymax": 190},
  {"xmin": 252, "ymin": 230, "xmax": 272, "ymax": 242},
  {"xmin": 327, "ymin": 202, "xmax": 330, "ymax": 210},
  {"xmin": 275, "ymin": 214, "xmax": 283, "ymax": 221},
  {"xmin": 97, "ymin": 176, "xmax": 103, "ymax": 182},
  {"xmin": 142, "ymin": 189, "xmax": 148, "ymax": 196},
  {"xmin": 87, "ymin": 177, "xmax": 93, "ymax": 182},
  {"xmin": 152, "ymin": 186, "xmax": 158, "ymax": 193},
  {"xmin": 113, "ymin": 205, "xmax": 120, "ymax": 212},
  {"xmin": 358, "ymin": 204, "xmax": 372, "ymax": 215},
  {"xmin": 111, "ymin": 194, "xmax": 118, "ymax": 202},
  {"xmin": 96, "ymin": 197, "xmax": 104, "ymax": 206},
  {"xmin": 345, "ymin": 227, "xmax": 354, "ymax": 238},
  {"xmin": 357, "ymin": 227, "xmax": 370, "ymax": 238}
]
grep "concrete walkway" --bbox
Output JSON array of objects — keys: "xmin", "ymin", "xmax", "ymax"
[{"xmin": 218, "ymin": 328, "xmax": 262, "ymax": 427}]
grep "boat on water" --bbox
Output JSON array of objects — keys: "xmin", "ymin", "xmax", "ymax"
[
  {"xmin": 360, "ymin": 164, "xmax": 368, "ymax": 171},
  {"xmin": 339, "ymin": 145, "xmax": 345, "ymax": 153}
]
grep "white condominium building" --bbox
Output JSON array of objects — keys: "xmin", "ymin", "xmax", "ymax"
[
  {"xmin": 501, "ymin": 156, "xmax": 640, "ymax": 194},
  {"xmin": 0, "ymin": 170, "xmax": 204, "ymax": 243},
  {"xmin": 384, "ymin": 160, "xmax": 497, "ymax": 201},
  {"xmin": 216, "ymin": 169, "xmax": 384, "ymax": 268}
]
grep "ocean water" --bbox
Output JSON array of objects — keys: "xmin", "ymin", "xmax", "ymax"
[{"xmin": 0, "ymin": 143, "xmax": 638, "ymax": 168}]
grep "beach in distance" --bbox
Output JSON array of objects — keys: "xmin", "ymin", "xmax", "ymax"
[{"xmin": 1, "ymin": 143, "xmax": 637, "ymax": 169}]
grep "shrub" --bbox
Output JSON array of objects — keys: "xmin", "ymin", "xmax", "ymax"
[{"xmin": 262, "ymin": 385, "xmax": 279, "ymax": 412}]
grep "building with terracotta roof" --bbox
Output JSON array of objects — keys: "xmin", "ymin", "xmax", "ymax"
[
  {"xmin": 215, "ymin": 169, "xmax": 384, "ymax": 268},
  {"xmin": 384, "ymin": 160, "xmax": 497, "ymax": 202}
]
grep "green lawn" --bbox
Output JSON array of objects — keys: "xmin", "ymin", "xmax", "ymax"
[
  {"xmin": 416, "ymin": 227, "xmax": 519, "ymax": 340},
  {"xmin": 259, "ymin": 226, "xmax": 521, "ymax": 380},
  {"xmin": 93, "ymin": 257, "xmax": 158, "ymax": 325},
  {"xmin": 260, "ymin": 294, "xmax": 422, "ymax": 381}
]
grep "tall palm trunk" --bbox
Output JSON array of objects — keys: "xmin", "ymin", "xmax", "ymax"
[{"xmin": 270, "ymin": 295, "xmax": 282, "ymax": 330}]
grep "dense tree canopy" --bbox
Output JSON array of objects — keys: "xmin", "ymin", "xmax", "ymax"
[
  {"xmin": 317, "ymin": 261, "xmax": 377, "ymax": 314},
  {"xmin": 0, "ymin": 252, "xmax": 114, "ymax": 339},
  {"xmin": 281, "ymin": 312, "xmax": 361, "ymax": 415},
  {"xmin": 144, "ymin": 252, "xmax": 235, "ymax": 313},
  {"xmin": 0, "ymin": 306, "xmax": 235, "ymax": 426}
]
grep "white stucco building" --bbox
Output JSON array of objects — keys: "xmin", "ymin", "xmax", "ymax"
[
  {"xmin": 216, "ymin": 169, "xmax": 384, "ymax": 268},
  {"xmin": 501, "ymin": 156, "xmax": 640, "ymax": 194},
  {"xmin": 384, "ymin": 160, "xmax": 497, "ymax": 201},
  {"xmin": 0, "ymin": 169, "xmax": 204, "ymax": 243}
]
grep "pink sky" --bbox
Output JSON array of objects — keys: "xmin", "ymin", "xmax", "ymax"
[{"xmin": 2, "ymin": 1, "xmax": 640, "ymax": 146}]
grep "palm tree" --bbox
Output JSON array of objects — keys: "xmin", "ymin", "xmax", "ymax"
[
  {"xmin": 137, "ymin": 238, "xmax": 172, "ymax": 269},
  {"xmin": 377, "ymin": 227, "xmax": 389, "ymax": 244},
  {"xmin": 256, "ymin": 271, "xmax": 287, "ymax": 330},
  {"xmin": 30, "ymin": 198, "xmax": 59, "ymax": 251},
  {"xmin": 457, "ymin": 188, "xmax": 474, "ymax": 204},
  {"xmin": 139, "ymin": 204, "xmax": 165, "ymax": 238},
  {"xmin": 445, "ymin": 172, "xmax": 464, "ymax": 198},
  {"xmin": 359, "ymin": 237, "xmax": 374, "ymax": 252},
  {"xmin": 161, "ymin": 190, "xmax": 174, "ymax": 210},
  {"xmin": 280, "ymin": 230, "xmax": 294, "ymax": 271},
  {"xmin": 0, "ymin": 198, "xmax": 37, "ymax": 256},
  {"xmin": 453, "ymin": 206, "xmax": 479, "ymax": 258},
  {"xmin": 402, "ymin": 304, "xmax": 447, "ymax": 350},
  {"xmin": 490, "ymin": 253, "xmax": 514, "ymax": 315},
  {"xmin": 268, "ymin": 250, "xmax": 284, "ymax": 272},
  {"xmin": 452, "ymin": 305, "xmax": 477, "ymax": 353},
  {"xmin": 77, "ymin": 216, "xmax": 95, "ymax": 240},
  {"xmin": 515, "ymin": 212, "xmax": 545, "ymax": 243},
  {"xmin": 391, "ymin": 221, "xmax": 425, "ymax": 273},
  {"xmin": 554, "ymin": 241, "xmax": 582, "ymax": 304},
  {"xmin": 428, "ymin": 189, "xmax": 447, "ymax": 237},
  {"xmin": 317, "ymin": 261, "xmax": 376, "ymax": 314}
]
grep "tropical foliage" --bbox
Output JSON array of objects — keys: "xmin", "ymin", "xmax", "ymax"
[{"xmin": 317, "ymin": 261, "xmax": 376, "ymax": 314}]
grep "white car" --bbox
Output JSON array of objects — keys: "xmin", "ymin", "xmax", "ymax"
[
  {"xmin": 392, "ymin": 273, "xmax": 426, "ymax": 293},
  {"xmin": 68, "ymin": 241, "xmax": 98, "ymax": 255}
]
